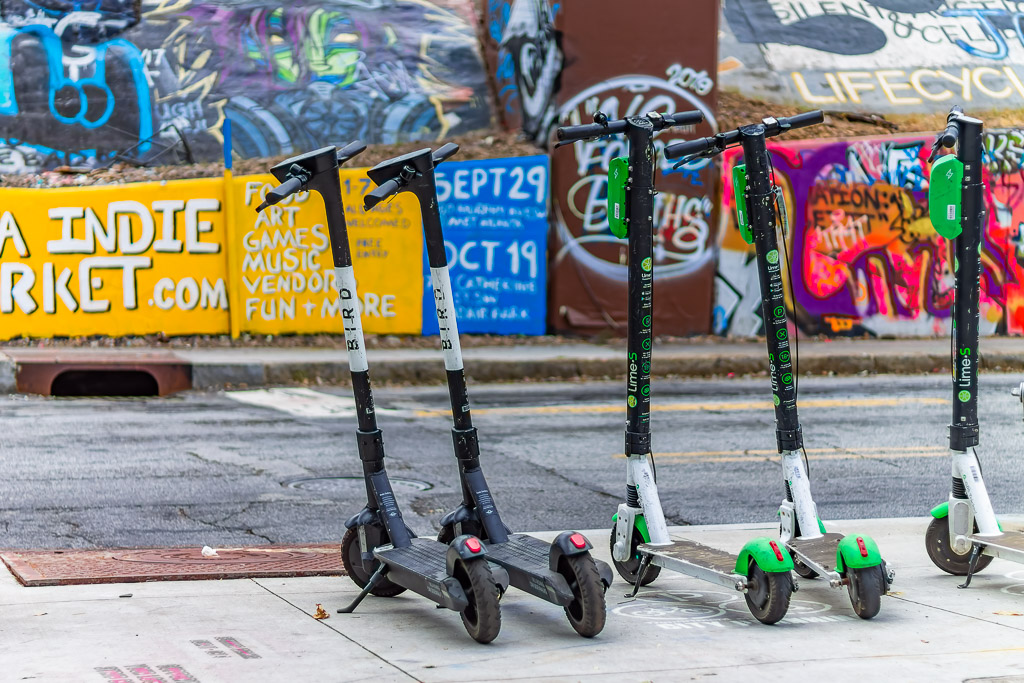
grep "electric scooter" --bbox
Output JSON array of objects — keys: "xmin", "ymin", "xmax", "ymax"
[
  {"xmin": 556, "ymin": 110, "xmax": 797, "ymax": 625},
  {"xmin": 256, "ymin": 143, "xmax": 504, "ymax": 643},
  {"xmin": 923, "ymin": 107, "xmax": 1024, "ymax": 586},
  {"xmin": 666, "ymin": 112, "xmax": 893, "ymax": 619},
  {"xmin": 362, "ymin": 144, "xmax": 614, "ymax": 637}
]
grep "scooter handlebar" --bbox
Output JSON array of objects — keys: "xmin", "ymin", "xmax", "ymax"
[
  {"xmin": 556, "ymin": 119, "xmax": 628, "ymax": 143},
  {"xmin": 336, "ymin": 140, "xmax": 367, "ymax": 165},
  {"xmin": 364, "ymin": 177, "xmax": 403, "ymax": 210},
  {"xmin": 665, "ymin": 136, "xmax": 717, "ymax": 160},
  {"xmin": 255, "ymin": 176, "xmax": 304, "ymax": 213},
  {"xmin": 777, "ymin": 110, "xmax": 824, "ymax": 131},
  {"xmin": 663, "ymin": 110, "xmax": 705, "ymax": 127},
  {"xmin": 432, "ymin": 142, "xmax": 460, "ymax": 165}
]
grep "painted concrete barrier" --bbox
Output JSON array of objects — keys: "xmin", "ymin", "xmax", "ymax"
[{"xmin": 0, "ymin": 156, "xmax": 550, "ymax": 340}]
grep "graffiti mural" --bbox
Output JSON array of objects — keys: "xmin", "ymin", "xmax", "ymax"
[
  {"xmin": 720, "ymin": 1, "xmax": 1024, "ymax": 112},
  {"xmin": 0, "ymin": 0, "xmax": 493, "ymax": 172},
  {"xmin": 481, "ymin": 0, "xmax": 720, "ymax": 335},
  {"xmin": 715, "ymin": 132, "xmax": 1024, "ymax": 337}
]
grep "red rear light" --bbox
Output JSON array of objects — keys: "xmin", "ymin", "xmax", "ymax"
[
  {"xmin": 769, "ymin": 540, "xmax": 784, "ymax": 562},
  {"xmin": 465, "ymin": 537, "xmax": 482, "ymax": 553},
  {"xmin": 569, "ymin": 533, "xmax": 587, "ymax": 549},
  {"xmin": 856, "ymin": 537, "xmax": 868, "ymax": 557}
]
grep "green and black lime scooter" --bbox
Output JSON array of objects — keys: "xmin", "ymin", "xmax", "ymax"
[
  {"xmin": 666, "ymin": 112, "xmax": 893, "ymax": 619},
  {"xmin": 924, "ymin": 106, "xmax": 1024, "ymax": 585},
  {"xmin": 557, "ymin": 109, "xmax": 797, "ymax": 625}
]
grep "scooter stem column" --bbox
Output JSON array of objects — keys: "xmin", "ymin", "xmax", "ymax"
[
  {"xmin": 950, "ymin": 115, "xmax": 983, "ymax": 452},
  {"xmin": 623, "ymin": 117, "xmax": 669, "ymax": 545},
  {"xmin": 419, "ymin": 174, "xmax": 508, "ymax": 544},
  {"xmin": 314, "ymin": 166, "xmax": 410, "ymax": 546},
  {"xmin": 741, "ymin": 127, "xmax": 818, "ymax": 537}
]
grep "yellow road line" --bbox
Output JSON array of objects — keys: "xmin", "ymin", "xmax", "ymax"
[{"xmin": 413, "ymin": 397, "xmax": 946, "ymax": 418}]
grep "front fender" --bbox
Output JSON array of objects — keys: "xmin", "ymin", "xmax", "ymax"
[
  {"xmin": 930, "ymin": 502, "xmax": 949, "ymax": 519},
  {"xmin": 549, "ymin": 531, "xmax": 592, "ymax": 571},
  {"xmin": 835, "ymin": 534, "xmax": 882, "ymax": 572},
  {"xmin": 734, "ymin": 537, "xmax": 794, "ymax": 574},
  {"xmin": 446, "ymin": 535, "xmax": 488, "ymax": 574}
]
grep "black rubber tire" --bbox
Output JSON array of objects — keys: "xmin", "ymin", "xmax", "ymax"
[
  {"xmin": 453, "ymin": 556, "xmax": 502, "ymax": 644},
  {"xmin": 437, "ymin": 520, "xmax": 483, "ymax": 545},
  {"xmin": 847, "ymin": 564, "xmax": 885, "ymax": 619},
  {"xmin": 340, "ymin": 527, "xmax": 406, "ymax": 598},
  {"xmin": 924, "ymin": 516, "xmax": 994, "ymax": 576},
  {"xmin": 792, "ymin": 557, "xmax": 819, "ymax": 579},
  {"xmin": 557, "ymin": 552, "xmax": 607, "ymax": 638},
  {"xmin": 609, "ymin": 523, "xmax": 661, "ymax": 586},
  {"xmin": 744, "ymin": 562, "xmax": 792, "ymax": 625}
]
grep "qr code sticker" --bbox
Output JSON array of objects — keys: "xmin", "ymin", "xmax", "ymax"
[{"xmin": 947, "ymin": 205, "xmax": 956, "ymax": 221}]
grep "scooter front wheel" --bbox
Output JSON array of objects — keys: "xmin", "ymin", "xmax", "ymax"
[
  {"xmin": 556, "ymin": 552, "xmax": 607, "ymax": 638},
  {"xmin": 924, "ymin": 515, "xmax": 993, "ymax": 576},
  {"xmin": 609, "ymin": 523, "xmax": 661, "ymax": 586},
  {"xmin": 452, "ymin": 556, "xmax": 502, "ymax": 644},
  {"xmin": 846, "ymin": 564, "xmax": 885, "ymax": 619},
  {"xmin": 341, "ymin": 527, "xmax": 406, "ymax": 597},
  {"xmin": 744, "ymin": 562, "xmax": 792, "ymax": 625}
]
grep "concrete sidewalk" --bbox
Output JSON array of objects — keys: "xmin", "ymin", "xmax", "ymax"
[
  {"xmin": 3, "ymin": 518, "xmax": 1024, "ymax": 681},
  {"xmin": 2, "ymin": 337, "xmax": 1024, "ymax": 393}
]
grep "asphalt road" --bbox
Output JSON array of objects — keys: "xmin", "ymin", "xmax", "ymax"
[{"xmin": 1, "ymin": 373, "xmax": 1023, "ymax": 549}]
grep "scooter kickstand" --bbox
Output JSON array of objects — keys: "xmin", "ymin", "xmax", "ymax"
[
  {"xmin": 626, "ymin": 555, "xmax": 653, "ymax": 598},
  {"xmin": 337, "ymin": 564, "xmax": 388, "ymax": 613},
  {"xmin": 958, "ymin": 544, "xmax": 983, "ymax": 589}
]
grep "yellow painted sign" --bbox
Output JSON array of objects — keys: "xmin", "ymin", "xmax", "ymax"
[
  {"xmin": 0, "ymin": 179, "xmax": 229, "ymax": 340},
  {"xmin": 231, "ymin": 169, "xmax": 423, "ymax": 335}
]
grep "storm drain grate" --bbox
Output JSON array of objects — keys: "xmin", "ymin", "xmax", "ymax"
[{"xmin": 0, "ymin": 544, "xmax": 345, "ymax": 586}]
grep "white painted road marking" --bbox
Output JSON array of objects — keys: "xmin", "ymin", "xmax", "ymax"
[{"xmin": 225, "ymin": 388, "xmax": 400, "ymax": 418}]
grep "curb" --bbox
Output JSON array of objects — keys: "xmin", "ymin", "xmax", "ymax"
[
  {"xmin": 5, "ymin": 347, "xmax": 1023, "ymax": 394},
  {"xmin": 189, "ymin": 351, "xmax": 1024, "ymax": 390},
  {"xmin": 0, "ymin": 351, "xmax": 15, "ymax": 394}
]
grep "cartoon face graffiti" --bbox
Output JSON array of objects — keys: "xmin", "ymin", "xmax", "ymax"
[{"xmin": 499, "ymin": 0, "xmax": 562, "ymax": 143}]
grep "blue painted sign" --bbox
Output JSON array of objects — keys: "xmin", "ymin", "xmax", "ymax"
[{"xmin": 422, "ymin": 155, "xmax": 549, "ymax": 335}]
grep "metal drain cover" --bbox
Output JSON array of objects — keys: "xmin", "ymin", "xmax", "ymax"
[{"xmin": 284, "ymin": 476, "xmax": 433, "ymax": 493}]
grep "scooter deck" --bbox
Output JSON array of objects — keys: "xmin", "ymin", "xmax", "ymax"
[
  {"xmin": 374, "ymin": 538, "xmax": 467, "ymax": 611},
  {"xmin": 485, "ymin": 534, "xmax": 575, "ymax": 605},
  {"xmin": 787, "ymin": 532, "xmax": 844, "ymax": 575},
  {"xmin": 638, "ymin": 539, "xmax": 746, "ymax": 591},
  {"xmin": 969, "ymin": 531, "xmax": 1024, "ymax": 561}
]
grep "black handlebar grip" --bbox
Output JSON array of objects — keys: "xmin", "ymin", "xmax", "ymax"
[
  {"xmin": 663, "ymin": 110, "xmax": 705, "ymax": 127},
  {"xmin": 364, "ymin": 178, "xmax": 403, "ymax": 210},
  {"xmin": 780, "ymin": 110, "xmax": 824, "ymax": 130},
  {"xmin": 556, "ymin": 120, "xmax": 627, "ymax": 142},
  {"xmin": 664, "ymin": 136, "xmax": 715, "ymax": 160},
  {"xmin": 432, "ymin": 142, "xmax": 460, "ymax": 165},
  {"xmin": 938, "ymin": 124, "xmax": 959, "ymax": 148},
  {"xmin": 255, "ymin": 176, "xmax": 303, "ymax": 212},
  {"xmin": 336, "ymin": 140, "xmax": 367, "ymax": 164}
]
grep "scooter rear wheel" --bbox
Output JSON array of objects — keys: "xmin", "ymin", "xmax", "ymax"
[
  {"xmin": 609, "ymin": 523, "xmax": 661, "ymax": 586},
  {"xmin": 556, "ymin": 552, "xmax": 607, "ymax": 638},
  {"xmin": 437, "ymin": 521, "xmax": 483, "ymax": 545},
  {"xmin": 340, "ymin": 527, "xmax": 406, "ymax": 597},
  {"xmin": 847, "ymin": 564, "xmax": 885, "ymax": 619},
  {"xmin": 792, "ymin": 556, "xmax": 819, "ymax": 579},
  {"xmin": 453, "ymin": 556, "xmax": 502, "ymax": 644},
  {"xmin": 744, "ymin": 561, "xmax": 792, "ymax": 625},
  {"xmin": 924, "ymin": 515, "xmax": 994, "ymax": 576}
]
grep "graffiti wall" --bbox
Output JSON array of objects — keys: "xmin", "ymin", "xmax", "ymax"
[
  {"xmin": 0, "ymin": 0, "xmax": 492, "ymax": 173},
  {"xmin": 715, "ymin": 131, "xmax": 1024, "ymax": 337},
  {"xmin": 481, "ymin": 0, "xmax": 721, "ymax": 335},
  {"xmin": 720, "ymin": 1, "xmax": 1024, "ymax": 112}
]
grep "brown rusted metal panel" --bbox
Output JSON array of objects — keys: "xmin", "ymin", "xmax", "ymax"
[
  {"xmin": 1, "ymin": 544, "xmax": 344, "ymax": 586},
  {"xmin": 4, "ymin": 349, "xmax": 192, "ymax": 396},
  {"xmin": 479, "ymin": 0, "xmax": 720, "ymax": 335}
]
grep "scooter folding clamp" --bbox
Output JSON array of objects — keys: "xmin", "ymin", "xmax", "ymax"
[
  {"xmin": 625, "ymin": 431, "xmax": 651, "ymax": 454},
  {"xmin": 948, "ymin": 423, "xmax": 980, "ymax": 451}
]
